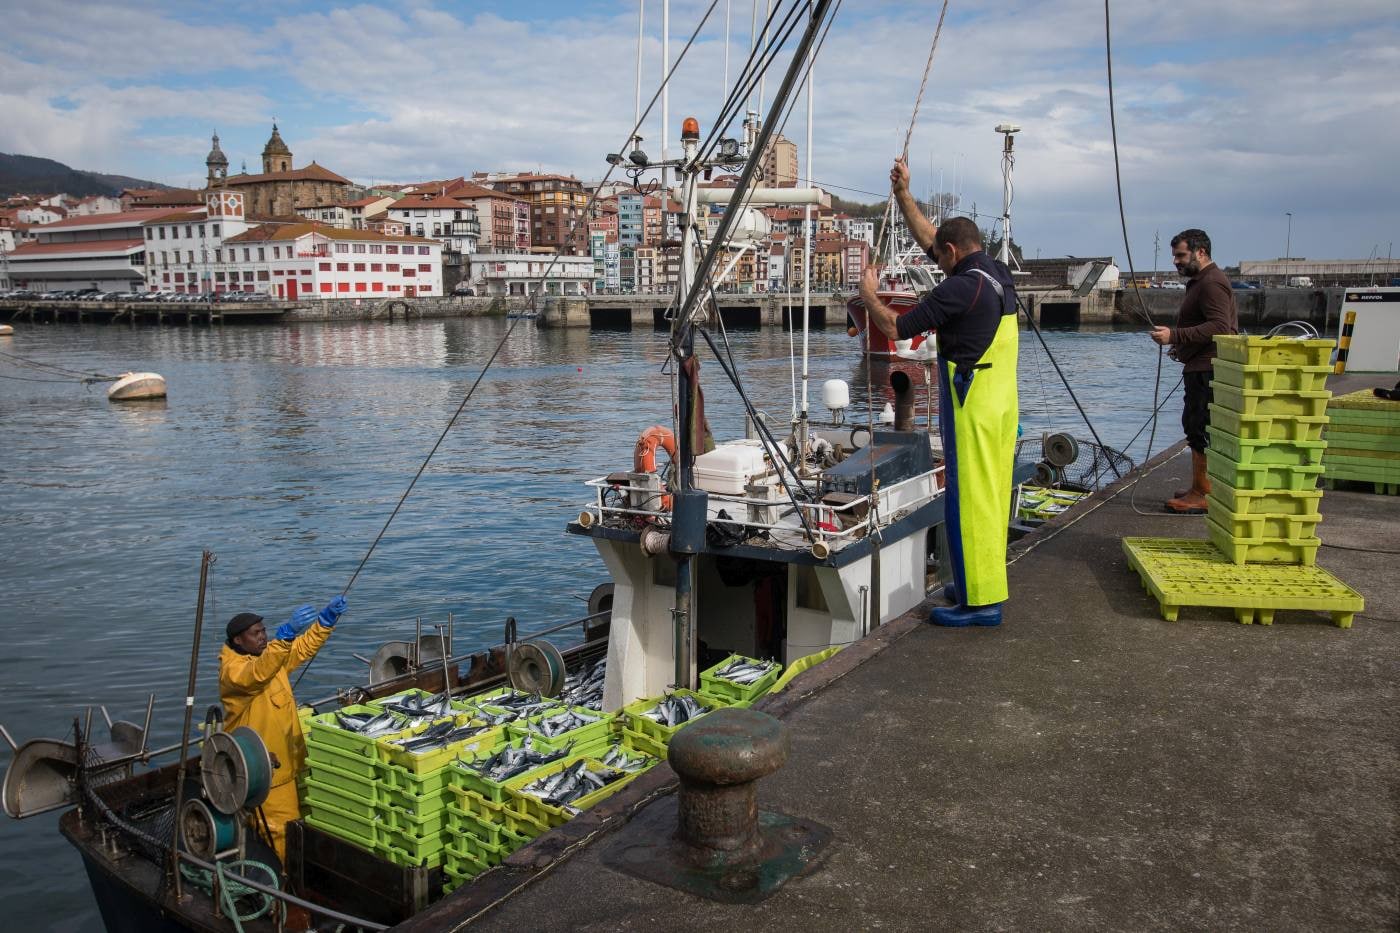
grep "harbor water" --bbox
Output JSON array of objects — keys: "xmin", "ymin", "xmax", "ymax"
[{"xmin": 2, "ymin": 317, "xmax": 1185, "ymax": 930}]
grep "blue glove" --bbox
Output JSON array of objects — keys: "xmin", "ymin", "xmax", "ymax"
[
  {"xmin": 275, "ymin": 604, "xmax": 317, "ymax": 641},
  {"xmin": 318, "ymin": 595, "xmax": 348, "ymax": 628}
]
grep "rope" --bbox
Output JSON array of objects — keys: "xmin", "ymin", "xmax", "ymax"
[
  {"xmin": 177, "ymin": 859, "xmax": 279, "ymax": 927},
  {"xmin": 874, "ymin": 1, "xmax": 949, "ymax": 259},
  {"xmin": 0, "ymin": 349, "xmax": 121, "ymax": 383}
]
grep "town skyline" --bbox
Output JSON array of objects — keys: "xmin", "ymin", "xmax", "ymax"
[{"xmin": 2, "ymin": 2, "xmax": 1398, "ymax": 266}]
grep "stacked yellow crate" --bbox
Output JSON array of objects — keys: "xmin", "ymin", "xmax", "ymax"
[{"xmin": 1203, "ymin": 335, "xmax": 1335, "ymax": 566}]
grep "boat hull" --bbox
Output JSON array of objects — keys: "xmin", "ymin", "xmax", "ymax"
[{"xmin": 845, "ymin": 292, "xmax": 929, "ymax": 356}]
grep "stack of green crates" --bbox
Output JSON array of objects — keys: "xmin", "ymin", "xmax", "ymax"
[
  {"xmin": 1322, "ymin": 389, "xmax": 1400, "ymax": 492},
  {"xmin": 1204, "ymin": 335, "xmax": 1335, "ymax": 566}
]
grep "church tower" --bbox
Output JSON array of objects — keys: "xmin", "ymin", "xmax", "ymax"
[
  {"xmin": 205, "ymin": 131, "xmax": 229, "ymax": 187},
  {"xmin": 261, "ymin": 123, "xmax": 293, "ymax": 174}
]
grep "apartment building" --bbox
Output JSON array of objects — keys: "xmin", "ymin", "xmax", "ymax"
[
  {"xmin": 6, "ymin": 206, "xmax": 187, "ymax": 292},
  {"xmin": 476, "ymin": 172, "xmax": 590, "ymax": 254}
]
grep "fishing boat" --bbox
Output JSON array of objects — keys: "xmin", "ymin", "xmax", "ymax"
[
  {"xmin": 1, "ymin": 3, "xmax": 1021, "ymax": 929},
  {"xmin": 844, "ymin": 235, "xmax": 942, "ymax": 356}
]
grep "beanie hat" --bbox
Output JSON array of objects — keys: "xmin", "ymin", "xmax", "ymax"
[{"xmin": 226, "ymin": 612, "xmax": 264, "ymax": 641}]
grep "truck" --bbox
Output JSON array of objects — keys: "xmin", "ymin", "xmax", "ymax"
[{"xmin": 1287, "ymin": 276, "xmax": 1314, "ymax": 288}]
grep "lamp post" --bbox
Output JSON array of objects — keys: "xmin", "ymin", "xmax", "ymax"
[{"xmin": 1285, "ymin": 211, "xmax": 1293, "ymax": 262}]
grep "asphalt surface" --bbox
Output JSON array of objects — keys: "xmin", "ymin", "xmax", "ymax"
[{"xmin": 410, "ymin": 375, "xmax": 1399, "ymax": 933}]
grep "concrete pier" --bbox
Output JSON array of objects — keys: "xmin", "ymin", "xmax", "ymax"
[{"xmin": 403, "ymin": 373, "xmax": 1398, "ymax": 932}]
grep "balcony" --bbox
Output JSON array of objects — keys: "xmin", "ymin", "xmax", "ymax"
[{"xmin": 446, "ymin": 220, "xmax": 481, "ymax": 237}]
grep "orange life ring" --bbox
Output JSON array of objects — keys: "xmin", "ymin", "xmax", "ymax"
[{"xmin": 633, "ymin": 426, "xmax": 677, "ymax": 510}]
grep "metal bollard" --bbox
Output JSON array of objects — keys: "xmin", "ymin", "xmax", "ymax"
[{"xmin": 668, "ymin": 707, "xmax": 787, "ymax": 860}]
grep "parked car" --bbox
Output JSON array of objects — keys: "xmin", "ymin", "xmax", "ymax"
[{"xmin": 1230, "ymin": 280, "xmax": 1259, "ymax": 290}]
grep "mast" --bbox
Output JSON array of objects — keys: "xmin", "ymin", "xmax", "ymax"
[
  {"xmin": 798, "ymin": 2, "xmax": 815, "ymax": 472},
  {"xmin": 633, "ymin": 1, "xmax": 645, "ymax": 153},
  {"xmin": 662, "ymin": 0, "xmax": 671, "ymax": 205},
  {"xmin": 996, "ymin": 123, "xmax": 1020, "ymax": 266}
]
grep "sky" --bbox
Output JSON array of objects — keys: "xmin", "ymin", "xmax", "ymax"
[{"xmin": 2, "ymin": 0, "xmax": 1397, "ymax": 268}]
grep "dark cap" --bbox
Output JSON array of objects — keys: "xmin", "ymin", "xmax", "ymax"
[{"xmin": 226, "ymin": 612, "xmax": 264, "ymax": 641}]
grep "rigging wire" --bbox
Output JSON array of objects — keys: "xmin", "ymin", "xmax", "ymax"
[{"xmin": 295, "ymin": 2, "xmax": 725, "ymax": 691}]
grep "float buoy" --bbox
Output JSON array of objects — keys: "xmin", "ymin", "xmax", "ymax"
[
  {"xmin": 107, "ymin": 371, "xmax": 167, "ymax": 402},
  {"xmin": 0, "ymin": 324, "xmax": 13, "ymax": 336}
]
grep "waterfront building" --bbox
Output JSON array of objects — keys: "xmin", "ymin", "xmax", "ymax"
[
  {"xmin": 463, "ymin": 251, "xmax": 593, "ymax": 296},
  {"xmin": 140, "ymin": 191, "xmax": 250, "ymax": 294},
  {"xmin": 761, "ymin": 134, "xmax": 799, "ymax": 186},
  {"xmin": 619, "ymin": 245, "xmax": 657, "ymax": 293},
  {"xmin": 69, "ymin": 195, "xmax": 123, "ymax": 217},
  {"xmin": 386, "ymin": 194, "xmax": 481, "ymax": 253},
  {"xmin": 120, "ymin": 188, "xmax": 204, "ymax": 211},
  {"xmin": 6, "ymin": 207, "xmax": 186, "ymax": 292},
  {"xmin": 221, "ymin": 222, "xmax": 442, "ymax": 299},
  {"xmin": 209, "ymin": 125, "xmax": 356, "ymax": 217},
  {"xmin": 589, "ymin": 228, "xmax": 620, "ymax": 292},
  {"xmin": 475, "ymin": 171, "xmax": 590, "ymax": 255},
  {"xmin": 618, "ymin": 193, "xmax": 645, "ymax": 247},
  {"xmin": 443, "ymin": 182, "xmax": 529, "ymax": 253}
]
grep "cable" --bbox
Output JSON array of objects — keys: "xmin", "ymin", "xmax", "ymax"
[{"xmin": 1321, "ymin": 542, "xmax": 1400, "ymax": 555}]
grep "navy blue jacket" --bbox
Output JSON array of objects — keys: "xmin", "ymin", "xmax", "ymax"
[{"xmin": 895, "ymin": 251, "xmax": 1017, "ymax": 368}]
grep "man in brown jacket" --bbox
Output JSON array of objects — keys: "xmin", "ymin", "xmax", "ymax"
[{"xmin": 1150, "ymin": 228, "xmax": 1239, "ymax": 513}]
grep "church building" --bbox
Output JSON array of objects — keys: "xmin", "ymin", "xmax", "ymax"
[{"xmin": 204, "ymin": 125, "xmax": 355, "ymax": 218}]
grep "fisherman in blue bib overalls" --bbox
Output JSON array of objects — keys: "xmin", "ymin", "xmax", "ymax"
[{"xmin": 859, "ymin": 157, "xmax": 1019, "ymax": 627}]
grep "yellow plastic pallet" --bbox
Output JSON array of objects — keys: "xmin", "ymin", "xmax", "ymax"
[
  {"xmin": 1328, "ymin": 389, "xmax": 1400, "ymax": 413},
  {"xmin": 1122, "ymin": 537, "xmax": 1363, "ymax": 627}
]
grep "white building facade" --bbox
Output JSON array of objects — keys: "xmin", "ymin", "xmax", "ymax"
[
  {"xmin": 465, "ymin": 252, "xmax": 593, "ymax": 296},
  {"xmin": 7, "ymin": 207, "xmax": 185, "ymax": 292}
]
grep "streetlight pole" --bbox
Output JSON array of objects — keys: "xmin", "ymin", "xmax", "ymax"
[{"xmin": 1285, "ymin": 211, "xmax": 1292, "ymax": 262}]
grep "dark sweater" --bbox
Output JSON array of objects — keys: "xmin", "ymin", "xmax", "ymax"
[
  {"xmin": 895, "ymin": 251, "xmax": 1017, "ymax": 368},
  {"xmin": 1171, "ymin": 263, "xmax": 1239, "ymax": 373}
]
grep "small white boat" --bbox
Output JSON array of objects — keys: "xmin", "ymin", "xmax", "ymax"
[{"xmin": 107, "ymin": 372, "xmax": 167, "ymax": 402}]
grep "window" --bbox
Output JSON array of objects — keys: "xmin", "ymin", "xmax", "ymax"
[
  {"xmin": 257, "ymin": 248, "xmax": 265, "ymax": 261},
  {"xmin": 337, "ymin": 282, "xmax": 349, "ymax": 292},
  {"xmin": 163, "ymin": 273, "xmax": 170, "ymax": 282},
  {"xmin": 389, "ymin": 284, "xmax": 401, "ymax": 292},
  {"xmin": 370, "ymin": 263, "xmax": 382, "ymax": 272},
  {"xmin": 273, "ymin": 246, "xmax": 281, "ymax": 259},
  {"xmin": 419, "ymin": 247, "xmax": 430, "ymax": 255},
  {"xmin": 354, "ymin": 282, "xmax": 366, "ymax": 292},
  {"xmin": 215, "ymin": 272, "xmax": 225, "ymax": 281},
  {"xmin": 214, "ymin": 249, "xmax": 221, "ymax": 262},
  {"xmin": 414, "ymin": 210, "xmax": 427, "ymax": 217},
  {"xmin": 319, "ymin": 262, "xmax": 331, "ymax": 272},
  {"xmin": 174, "ymin": 273, "xmax": 184, "ymax": 283},
  {"xmin": 353, "ymin": 263, "xmax": 365, "ymax": 272},
  {"xmin": 352, "ymin": 244, "xmax": 366, "ymax": 254},
  {"xmin": 199, "ymin": 225, "xmax": 206, "ymax": 238},
  {"xmin": 186, "ymin": 225, "xmax": 193, "ymax": 238},
  {"xmin": 257, "ymin": 271, "xmax": 269, "ymax": 281},
  {"xmin": 145, "ymin": 229, "xmax": 153, "ymax": 240},
  {"xmin": 336, "ymin": 262, "xmax": 349, "ymax": 271},
  {"xmin": 211, "ymin": 224, "xmax": 220, "ymax": 237},
  {"xmin": 243, "ymin": 248, "xmax": 250, "ymax": 262},
  {"xmin": 369, "ymin": 244, "xmax": 383, "ymax": 254},
  {"xmin": 335, "ymin": 243, "xmax": 348, "ymax": 253},
  {"xmin": 320, "ymin": 283, "xmax": 332, "ymax": 293},
  {"xmin": 385, "ymin": 245, "xmax": 398, "ymax": 254},
  {"xmin": 167, "ymin": 227, "xmax": 175, "ymax": 239},
  {"xmin": 372, "ymin": 282, "xmax": 383, "ymax": 292},
  {"xmin": 387, "ymin": 263, "xmax": 399, "ymax": 272},
  {"xmin": 418, "ymin": 263, "xmax": 431, "ymax": 272},
  {"xmin": 403, "ymin": 268, "xmax": 416, "ymax": 277},
  {"xmin": 243, "ymin": 271, "xmax": 255, "ymax": 282},
  {"xmin": 187, "ymin": 251, "xmax": 194, "ymax": 263}
]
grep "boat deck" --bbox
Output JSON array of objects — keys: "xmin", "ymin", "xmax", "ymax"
[{"xmin": 406, "ymin": 375, "xmax": 1398, "ymax": 931}]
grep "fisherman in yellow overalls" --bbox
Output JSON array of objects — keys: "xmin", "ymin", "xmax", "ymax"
[
  {"xmin": 859, "ymin": 157, "xmax": 1019, "ymax": 626},
  {"xmin": 220, "ymin": 596, "xmax": 346, "ymax": 860}
]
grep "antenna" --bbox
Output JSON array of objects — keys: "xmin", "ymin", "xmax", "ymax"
[{"xmin": 995, "ymin": 123, "xmax": 1020, "ymax": 266}]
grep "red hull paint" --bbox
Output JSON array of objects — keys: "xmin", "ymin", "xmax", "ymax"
[{"xmin": 846, "ymin": 292, "xmax": 930, "ymax": 356}]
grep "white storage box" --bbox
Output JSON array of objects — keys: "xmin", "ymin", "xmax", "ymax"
[{"xmin": 693, "ymin": 441, "xmax": 771, "ymax": 495}]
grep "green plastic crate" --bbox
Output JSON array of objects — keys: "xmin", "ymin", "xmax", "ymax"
[
  {"xmin": 443, "ymin": 842, "xmax": 490, "ymax": 883},
  {"xmin": 305, "ymin": 756, "xmax": 381, "ymax": 800},
  {"xmin": 620, "ymin": 690, "xmax": 720, "ymax": 745},
  {"xmin": 1323, "ymin": 418, "xmax": 1400, "ymax": 437},
  {"xmin": 503, "ymin": 751, "xmax": 650, "ymax": 828},
  {"xmin": 1213, "ymin": 335, "xmax": 1335, "ymax": 368},
  {"xmin": 1323, "ymin": 430, "xmax": 1400, "ymax": 453},
  {"xmin": 1205, "ymin": 517, "xmax": 1319, "ymax": 566},
  {"xmin": 304, "ymin": 734, "xmax": 388, "ymax": 781},
  {"xmin": 380, "ymin": 780, "xmax": 450, "ymax": 818},
  {"xmin": 304, "ymin": 773, "xmax": 380, "ymax": 821},
  {"xmin": 1206, "ymin": 498, "xmax": 1323, "ymax": 541},
  {"xmin": 380, "ymin": 760, "xmax": 457, "ymax": 797},
  {"xmin": 377, "ymin": 833, "xmax": 446, "ymax": 868},
  {"xmin": 1208, "ymin": 478, "xmax": 1322, "ymax": 516},
  {"xmin": 507, "ymin": 706, "xmax": 613, "ymax": 753},
  {"xmin": 445, "ymin": 795, "xmax": 547, "ymax": 841},
  {"xmin": 369, "ymin": 687, "xmax": 479, "ymax": 718},
  {"xmin": 1205, "ymin": 426, "xmax": 1327, "ymax": 467},
  {"xmin": 698, "ymin": 654, "xmax": 784, "ymax": 704},
  {"xmin": 1205, "ymin": 449, "xmax": 1324, "ymax": 491},
  {"xmin": 1328, "ymin": 388, "xmax": 1400, "ymax": 413},
  {"xmin": 615, "ymin": 726, "xmax": 668, "ymax": 760},
  {"xmin": 307, "ymin": 705, "xmax": 411, "ymax": 759},
  {"xmin": 377, "ymin": 721, "xmax": 505, "ymax": 774},
  {"xmin": 449, "ymin": 737, "xmax": 572, "ymax": 807},
  {"xmin": 1211, "ymin": 383, "xmax": 1330, "ymax": 418},
  {"xmin": 1325, "ymin": 445, "xmax": 1400, "ymax": 462},
  {"xmin": 383, "ymin": 803, "xmax": 451, "ymax": 837},
  {"xmin": 447, "ymin": 818, "xmax": 532, "ymax": 866},
  {"xmin": 467, "ymin": 687, "xmax": 563, "ymax": 715},
  {"xmin": 1211, "ymin": 359, "xmax": 1332, "ymax": 394},
  {"xmin": 1206, "ymin": 404, "xmax": 1328, "ymax": 443},
  {"xmin": 303, "ymin": 798, "xmax": 383, "ymax": 851}
]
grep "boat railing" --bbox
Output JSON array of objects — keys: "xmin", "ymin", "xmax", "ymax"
[{"xmin": 581, "ymin": 466, "xmax": 944, "ymax": 553}]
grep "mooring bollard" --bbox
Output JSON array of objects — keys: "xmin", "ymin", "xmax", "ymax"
[{"xmin": 667, "ymin": 707, "xmax": 788, "ymax": 860}]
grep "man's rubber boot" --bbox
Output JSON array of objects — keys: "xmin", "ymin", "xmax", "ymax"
[
  {"xmin": 939, "ymin": 582, "xmax": 961, "ymax": 604},
  {"xmin": 929, "ymin": 603, "xmax": 1003, "ymax": 627},
  {"xmin": 1165, "ymin": 449, "xmax": 1210, "ymax": 514}
]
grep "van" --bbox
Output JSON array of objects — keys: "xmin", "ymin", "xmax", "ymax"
[{"xmin": 1287, "ymin": 276, "xmax": 1313, "ymax": 288}]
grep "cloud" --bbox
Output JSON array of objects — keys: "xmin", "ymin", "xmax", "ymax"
[{"xmin": 1, "ymin": 1, "xmax": 1396, "ymax": 263}]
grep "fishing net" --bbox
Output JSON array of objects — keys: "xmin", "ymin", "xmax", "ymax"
[{"xmin": 1018, "ymin": 434, "xmax": 1135, "ymax": 493}]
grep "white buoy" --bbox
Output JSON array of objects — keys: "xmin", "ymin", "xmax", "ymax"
[
  {"xmin": 107, "ymin": 372, "xmax": 167, "ymax": 402},
  {"xmin": 0, "ymin": 324, "xmax": 13, "ymax": 336}
]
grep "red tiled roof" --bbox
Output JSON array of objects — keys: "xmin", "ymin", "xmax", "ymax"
[
  {"xmin": 34, "ymin": 208, "xmax": 187, "ymax": 230},
  {"xmin": 9, "ymin": 238, "xmax": 143, "ymax": 257},
  {"xmin": 389, "ymin": 194, "xmax": 468, "ymax": 210},
  {"xmin": 223, "ymin": 222, "xmax": 436, "ymax": 245},
  {"xmin": 128, "ymin": 189, "xmax": 204, "ymax": 206},
  {"xmin": 142, "ymin": 208, "xmax": 206, "ymax": 224},
  {"xmin": 345, "ymin": 196, "xmax": 391, "ymax": 208},
  {"xmin": 223, "ymin": 162, "xmax": 352, "ymax": 186},
  {"xmin": 444, "ymin": 181, "xmax": 525, "ymax": 202}
]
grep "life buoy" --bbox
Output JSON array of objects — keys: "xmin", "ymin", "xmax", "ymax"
[{"xmin": 633, "ymin": 426, "xmax": 676, "ymax": 510}]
